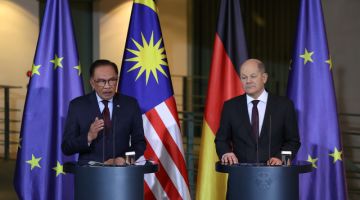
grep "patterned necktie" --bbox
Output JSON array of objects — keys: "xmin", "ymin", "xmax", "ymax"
[
  {"xmin": 251, "ymin": 100, "xmax": 260, "ymax": 141},
  {"xmin": 101, "ymin": 100, "xmax": 112, "ymax": 134}
]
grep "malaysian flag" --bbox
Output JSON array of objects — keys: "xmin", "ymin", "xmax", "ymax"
[{"xmin": 118, "ymin": 0, "xmax": 190, "ymax": 199}]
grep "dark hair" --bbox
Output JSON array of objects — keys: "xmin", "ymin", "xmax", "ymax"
[
  {"xmin": 258, "ymin": 62, "xmax": 266, "ymax": 73},
  {"xmin": 89, "ymin": 59, "xmax": 119, "ymax": 77}
]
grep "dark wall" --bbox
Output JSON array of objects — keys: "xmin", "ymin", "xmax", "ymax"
[{"xmin": 191, "ymin": 0, "xmax": 299, "ymax": 108}]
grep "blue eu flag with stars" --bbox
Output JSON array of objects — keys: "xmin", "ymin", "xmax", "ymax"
[
  {"xmin": 287, "ymin": 0, "xmax": 347, "ymax": 199},
  {"xmin": 13, "ymin": 0, "xmax": 84, "ymax": 199}
]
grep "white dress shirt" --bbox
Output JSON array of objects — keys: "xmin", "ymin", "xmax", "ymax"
[{"xmin": 246, "ymin": 90, "xmax": 268, "ymax": 136}]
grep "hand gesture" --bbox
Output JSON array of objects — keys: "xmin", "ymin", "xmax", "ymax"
[{"xmin": 87, "ymin": 117, "xmax": 104, "ymax": 143}]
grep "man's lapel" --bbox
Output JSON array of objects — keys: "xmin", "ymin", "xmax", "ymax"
[
  {"xmin": 89, "ymin": 91, "xmax": 102, "ymax": 118},
  {"xmin": 260, "ymin": 94, "xmax": 272, "ymax": 140},
  {"xmin": 238, "ymin": 95, "xmax": 253, "ymax": 141},
  {"xmin": 112, "ymin": 93, "xmax": 121, "ymax": 134},
  {"xmin": 88, "ymin": 92, "xmax": 104, "ymax": 140}
]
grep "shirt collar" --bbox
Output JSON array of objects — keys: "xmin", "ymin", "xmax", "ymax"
[
  {"xmin": 246, "ymin": 89, "xmax": 268, "ymax": 105},
  {"xmin": 95, "ymin": 92, "xmax": 113, "ymax": 104}
]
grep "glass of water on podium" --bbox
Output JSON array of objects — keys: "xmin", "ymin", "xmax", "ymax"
[
  {"xmin": 281, "ymin": 151, "xmax": 292, "ymax": 166},
  {"xmin": 125, "ymin": 151, "xmax": 136, "ymax": 165}
]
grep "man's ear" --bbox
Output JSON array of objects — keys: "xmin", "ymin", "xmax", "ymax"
[
  {"xmin": 262, "ymin": 72, "xmax": 268, "ymax": 83},
  {"xmin": 89, "ymin": 79, "xmax": 95, "ymax": 90}
]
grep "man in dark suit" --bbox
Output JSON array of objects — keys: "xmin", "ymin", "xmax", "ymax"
[
  {"xmin": 62, "ymin": 59, "xmax": 146, "ymax": 165},
  {"xmin": 215, "ymin": 59, "xmax": 300, "ymax": 165}
]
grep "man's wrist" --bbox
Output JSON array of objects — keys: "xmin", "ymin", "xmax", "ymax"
[{"xmin": 87, "ymin": 133, "xmax": 93, "ymax": 144}]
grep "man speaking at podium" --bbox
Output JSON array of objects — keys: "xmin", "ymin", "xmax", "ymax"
[
  {"xmin": 62, "ymin": 59, "xmax": 146, "ymax": 165},
  {"xmin": 215, "ymin": 59, "xmax": 300, "ymax": 165}
]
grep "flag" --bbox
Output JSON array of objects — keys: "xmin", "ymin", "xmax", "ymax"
[
  {"xmin": 287, "ymin": 0, "xmax": 347, "ymax": 199},
  {"xmin": 13, "ymin": 0, "xmax": 84, "ymax": 199},
  {"xmin": 196, "ymin": 0, "xmax": 247, "ymax": 199},
  {"xmin": 118, "ymin": 0, "xmax": 190, "ymax": 199}
]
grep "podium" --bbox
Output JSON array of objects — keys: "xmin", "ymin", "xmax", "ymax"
[
  {"xmin": 216, "ymin": 161, "xmax": 312, "ymax": 200},
  {"xmin": 64, "ymin": 162, "xmax": 158, "ymax": 200}
]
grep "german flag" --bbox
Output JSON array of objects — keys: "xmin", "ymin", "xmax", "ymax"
[{"xmin": 196, "ymin": 0, "xmax": 247, "ymax": 199}]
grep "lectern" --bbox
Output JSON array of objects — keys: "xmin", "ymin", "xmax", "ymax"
[
  {"xmin": 64, "ymin": 162, "xmax": 158, "ymax": 200},
  {"xmin": 216, "ymin": 162, "xmax": 312, "ymax": 200}
]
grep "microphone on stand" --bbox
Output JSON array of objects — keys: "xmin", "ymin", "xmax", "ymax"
[
  {"xmin": 256, "ymin": 130, "xmax": 259, "ymax": 165},
  {"xmin": 112, "ymin": 104, "xmax": 120, "ymax": 166},
  {"xmin": 268, "ymin": 115, "xmax": 272, "ymax": 163},
  {"xmin": 100, "ymin": 114, "xmax": 105, "ymax": 166}
]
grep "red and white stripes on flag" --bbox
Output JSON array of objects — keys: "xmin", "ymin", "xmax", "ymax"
[{"xmin": 143, "ymin": 97, "xmax": 191, "ymax": 200}]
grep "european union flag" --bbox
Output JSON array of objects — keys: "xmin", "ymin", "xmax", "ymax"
[
  {"xmin": 13, "ymin": 0, "xmax": 84, "ymax": 199},
  {"xmin": 119, "ymin": 0, "xmax": 190, "ymax": 199},
  {"xmin": 287, "ymin": 0, "xmax": 347, "ymax": 199}
]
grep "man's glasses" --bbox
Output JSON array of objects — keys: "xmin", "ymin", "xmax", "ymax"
[{"xmin": 94, "ymin": 78, "xmax": 118, "ymax": 87}]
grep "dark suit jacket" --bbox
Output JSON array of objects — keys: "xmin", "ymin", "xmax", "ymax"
[
  {"xmin": 215, "ymin": 93, "xmax": 300, "ymax": 163},
  {"xmin": 61, "ymin": 92, "xmax": 146, "ymax": 163}
]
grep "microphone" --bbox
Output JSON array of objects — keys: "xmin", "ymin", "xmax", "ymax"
[
  {"xmin": 268, "ymin": 115, "xmax": 272, "ymax": 163},
  {"xmin": 112, "ymin": 104, "xmax": 120, "ymax": 166},
  {"xmin": 99, "ymin": 114, "xmax": 106, "ymax": 164},
  {"xmin": 256, "ymin": 128, "xmax": 259, "ymax": 165}
]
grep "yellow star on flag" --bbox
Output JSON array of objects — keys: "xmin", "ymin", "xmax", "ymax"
[
  {"xmin": 325, "ymin": 56, "xmax": 333, "ymax": 71},
  {"xmin": 26, "ymin": 154, "xmax": 42, "ymax": 170},
  {"xmin": 32, "ymin": 64, "xmax": 41, "ymax": 76},
  {"xmin": 300, "ymin": 48, "xmax": 314, "ymax": 64},
  {"xmin": 329, "ymin": 147, "xmax": 342, "ymax": 163},
  {"xmin": 50, "ymin": 54, "xmax": 64, "ymax": 69},
  {"xmin": 73, "ymin": 63, "xmax": 81, "ymax": 76},
  {"xmin": 126, "ymin": 32, "xmax": 168, "ymax": 84},
  {"xmin": 307, "ymin": 155, "xmax": 318, "ymax": 168},
  {"xmin": 53, "ymin": 161, "xmax": 66, "ymax": 177}
]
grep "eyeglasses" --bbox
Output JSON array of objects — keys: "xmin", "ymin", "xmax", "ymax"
[{"xmin": 94, "ymin": 78, "xmax": 118, "ymax": 87}]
